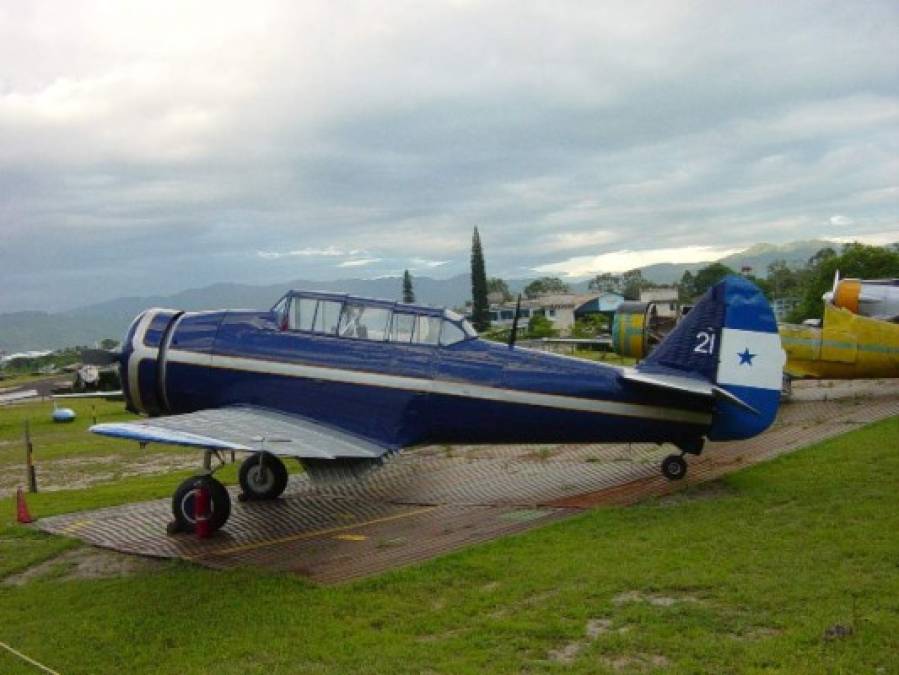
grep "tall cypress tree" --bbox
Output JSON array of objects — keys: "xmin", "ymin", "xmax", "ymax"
[
  {"xmin": 470, "ymin": 227, "xmax": 490, "ymax": 332},
  {"xmin": 402, "ymin": 269, "xmax": 415, "ymax": 304}
]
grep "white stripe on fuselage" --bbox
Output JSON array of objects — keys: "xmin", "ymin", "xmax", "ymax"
[
  {"xmin": 164, "ymin": 348, "xmax": 712, "ymax": 425},
  {"xmin": 128, "ymin": 310, "xmax": 158, "ymax": 412}
]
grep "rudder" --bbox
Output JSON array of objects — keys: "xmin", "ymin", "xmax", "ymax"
[{"xmin": 639, "ymin": 275, "xmax": 785, "ymax": 441}]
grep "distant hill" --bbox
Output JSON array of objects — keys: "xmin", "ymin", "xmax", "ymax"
[
  {"xmin": 0, "ymin": 240, "xmax": 840, "ymax": 352},
  {"xmin": 637, "ymin": 240, "xmax": 834, "ymax": 284},
  {"xmin": 0, "ymin": 275, "xmax": 477, "ymax": 352}
]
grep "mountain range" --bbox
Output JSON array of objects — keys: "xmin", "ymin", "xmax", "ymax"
[{"xmin": 0, "ymin": 239, "xmax": 834, "ymax": 352}]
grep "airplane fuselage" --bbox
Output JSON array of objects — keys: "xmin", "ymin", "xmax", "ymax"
[
  {"xmin": 120, "ymin": 305, "xmax": 713, "ymax": 452},
  {"xmin": 94, "ymin": 278, "xmax": 782, "ymax": 533}
]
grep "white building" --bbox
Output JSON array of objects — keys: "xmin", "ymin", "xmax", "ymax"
[
  {"xmin": 487, "ymin": 292, "xmax": 624, "ymax": 334},
  {"xmin": 639, "ymin": 287, "xmax": 679, "ymax": 318},
  {"xmin": 772, "ymin": 297, "xmax": 800, "ymax": 321}
]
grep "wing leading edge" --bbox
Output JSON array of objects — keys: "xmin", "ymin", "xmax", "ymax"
[{"xmin": 90, "ymin": 405, "xmax": 390, "ymax": 460}]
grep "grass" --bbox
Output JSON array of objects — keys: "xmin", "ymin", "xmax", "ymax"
[
  {"xmin": 0, "ymin": 397, "xmax": 138, "ymax": 450},
  {"xmin": 0, "ymin": 372, "xmax": 55, "ymax": 389},
  {"xmin": 0, "ymin": 417, "xmax": 896, "ymax": 673},
  {"xmin": 570, "ymin": 350, "xmax": 636, "ymax": 366},
  {"xmin": 0, "ymin": 399, "xmax": 204, "ymax": 496}
]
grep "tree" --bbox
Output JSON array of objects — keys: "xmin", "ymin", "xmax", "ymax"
[
  {"xmin": 766, "ymin": 260, "xmax": 800, "ymax": 300},
  {"xmin": 678, "ymin": 270, "xmax": 695, "ymax": 302},
  {"xmin": 588, "ymin": 273, "xmax": 622, "ymax": 294},
  {"xmin": 571, "ymin": 314, "xmax": 607, "ymax": 338},
  {"xmin": 692, "ymin": 263, "xmax": 736, "ymax": 297},
  {"xmin": 402, "ymin": 269, "xmax": 415, "ymax": 304},
  {"xmin": 620, "ymin": 269, "xmax": 645, "ymax": 301},
  {"xmin": 808, "ymin": 246, "xmax": 837, "ymax": 268},
  {"xmin": 470, "ymin": 227, "xmax": 491, "ymax": 332},
  {"xmin": 99, "ymin": 338, "xmax": 120, "ymax": 350},
  {"xmin": 527, "ymin": 313, "xmax": 559, "ymax": 338},
  {"xmin": 487, "ymin": 277, "xmax": 512, "ymax": 302},
  {"xmin": 523, "ymin": 276, "xmax": 570, "ymax": 299}
]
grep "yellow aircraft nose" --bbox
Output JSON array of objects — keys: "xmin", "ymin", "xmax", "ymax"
[{"xmin": 832, "ymin": 279, "xmax": 861, "ymax": 314}]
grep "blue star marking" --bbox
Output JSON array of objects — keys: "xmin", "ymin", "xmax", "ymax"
[{"xmin": 738, "ymin": 348, "xmax": 756, "ymax": 366}]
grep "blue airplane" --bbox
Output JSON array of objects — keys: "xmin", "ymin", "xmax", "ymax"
[{"xmin": 91, "ymin": 275, "xmax": 785, "ymax": 534}]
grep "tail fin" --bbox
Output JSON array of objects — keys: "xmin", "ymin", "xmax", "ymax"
[{"xmin": 638, "ymin": 275, "xmax": 785, "ymax": 441}]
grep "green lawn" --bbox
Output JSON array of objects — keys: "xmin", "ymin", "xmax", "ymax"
[
  {"xmin": 0, "ymin": 373, "xmax": 59, "ymax": 390},
  {"xmin": 0, "ymin": 399, "xmax": 202, "ymax": 495},
  {"xmin": 0, "ymin": 417, "xmax": 897, "ymax": 674}
]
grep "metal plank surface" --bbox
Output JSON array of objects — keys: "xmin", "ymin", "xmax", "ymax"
[{"xmin": 36, "ymin": 380, "xmax": 899, "ymax": 584}]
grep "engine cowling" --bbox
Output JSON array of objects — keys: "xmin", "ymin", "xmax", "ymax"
[
  {"xmin": 827, "ymin": 278, "xmax": 899, "ymax": 319},
  {"xmin": 119, "ymin": 309, "xmax": 183, "ymax": 416},
  {"xmin": 611, "ymin": 302, "xmax": 659, "ymax": 359}
]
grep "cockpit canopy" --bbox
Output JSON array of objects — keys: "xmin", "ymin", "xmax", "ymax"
[{"xmin": 271, "ymin": 291, "xmax": 478, "ymax": 347}]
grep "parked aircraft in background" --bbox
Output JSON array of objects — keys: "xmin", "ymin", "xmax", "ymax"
[
  {"xmin": 89, "ymin": 276, "xmax": 784, "ymax": 534},
  {"xmin": 824, "ymin": 273, "xmax": 899, "ymax": 319},
  {"xmin": 780, "ymin": 274, "xmax": 899, "ymax": 380}
]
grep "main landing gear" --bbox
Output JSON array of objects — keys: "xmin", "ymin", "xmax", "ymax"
[
  {"xmin": 168, "ymin": 450, "xmax": 289, "ymax": 535},
  {"xmin": 170, "ymin": 474, "xmax": 231, "ymax": 534},
  {"xmin": 660, "ymin": 438, "xmax": 704, "ymax": 481},
  {"xmin": 238, "ymin": 451, "xmax": 288, "ymax": 501}
]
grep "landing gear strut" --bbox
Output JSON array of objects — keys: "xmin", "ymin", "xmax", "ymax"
[
  {"xmin": 660, "ymin": 438, "xmax": 704, "ymax": 481},
  {"xmin": 238, "ymin": 451, "xmax": 288, "ymax": 501}
]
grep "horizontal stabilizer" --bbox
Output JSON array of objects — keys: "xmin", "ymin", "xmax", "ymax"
[
  {"xmin": 91, "ymin": 405, "xmax": 390, "ymax": 459},
  {"xmin": 620, "ymin": 369, "xmax": 759, "ymax": 415}
]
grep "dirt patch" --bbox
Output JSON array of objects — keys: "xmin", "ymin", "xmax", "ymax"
[
  {"xmin": 613, "ymin": 590, "xmax": 700, "ymax": 607},
  {"xmin": 415, "ymin": 626, "xmax": 466, "ymax": 643},
  {"xmin": 602, "ymin": 653, "xmax": 670, "ymax": 671},
  {"xmin": 548, "ymin": 618, "xmax": 613, "ymax": 664},
  {"xmin": 656, "ymin": 480, "xmax": 736, "ymax": 506},
  {"xmin": 3, "ymin": 546, "xmax": 166, "ymax": 586},
  {"xmin": 730, "ymin": 626, "xmax": 783, "ymax": 641},
  {"xmin": 489, "ymin": 589, "xmax": 560, "ymax": 619},
  {"xmin": 823, "ymin": 624, "xmax": 854, "ymax": 641},
  {"xmin": 0, "ymin": 451, "xmax": 201, "ymax": 497}
]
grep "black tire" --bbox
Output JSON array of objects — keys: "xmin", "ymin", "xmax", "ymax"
[
  {"xmin": 172, "ymin": 475, "xmax": 231, "ymax": 533},
  {"xmin": 239, "ymin": 452, "xmax": 288, "ymax": 500},
  {"xmin": 661, "ymin": 454, "xmax": 687, "ymax": 481}
]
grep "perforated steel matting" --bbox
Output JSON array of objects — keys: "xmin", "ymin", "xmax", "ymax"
[{"xmin": 37, "ymin": 380, "xmax": 899, "ymax": 584}]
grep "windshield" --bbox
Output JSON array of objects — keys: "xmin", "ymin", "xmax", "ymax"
[{"xmin": 443, "ymin": 309, "xmax": 478, "ymax": 339}]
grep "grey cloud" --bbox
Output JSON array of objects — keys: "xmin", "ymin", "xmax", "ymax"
[{"xmin": 0, "ymin": 1, "xmax": 897, "ymax": 312}]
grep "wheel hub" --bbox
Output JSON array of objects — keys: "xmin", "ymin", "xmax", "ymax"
[
  {"xmin": 248, "ymin": 465, "xmax": 274, "ymax": 492},
  {"xmin": 179, "ymin": 487, "xmax": 215, "ymax": 525}
]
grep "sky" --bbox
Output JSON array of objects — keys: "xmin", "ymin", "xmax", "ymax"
[{"xmin": 1, "ymin": 1, "xmax": 897, "ymax": 313}]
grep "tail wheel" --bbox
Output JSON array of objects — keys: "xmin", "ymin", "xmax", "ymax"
[
  {"xmin": 239, "ymin": 452, "xmax": 288, "ymax": 500},
  {"xmin": 661, "ymin": 454, "xmax": 687, "ymax": 481},
  {"xmin": 172, "ymin": 475, "xmax": 231, "ymax": 533}
]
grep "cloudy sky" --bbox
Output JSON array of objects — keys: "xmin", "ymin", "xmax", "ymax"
[{"xmin": 1, "ymin": 1, "xmax": 897, "ymax": 312}]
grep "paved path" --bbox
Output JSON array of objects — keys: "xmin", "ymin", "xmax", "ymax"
[{"xmin": 36, "ymin": 379, "xmax": 899, "ymax": 584}]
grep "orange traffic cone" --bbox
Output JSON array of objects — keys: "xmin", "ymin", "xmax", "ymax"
[{"xmin": 16, "ymin": 486, "xmax": 34, "ymax": 524}]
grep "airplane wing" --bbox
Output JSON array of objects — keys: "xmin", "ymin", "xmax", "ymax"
[
  {"xmin": 53, "ymin": 390, "xmax": 125, "ymax": 400},
  {"xmin": 90, "ymin": 405, "xmax": 389, "ymax": 460},
  {"xmin": 619, "ymin": 368, "xmax": 759, "ymax": 414},
  {"xmin": 0, "ymin": 389, "xmax": 39, "ymax": 404}
]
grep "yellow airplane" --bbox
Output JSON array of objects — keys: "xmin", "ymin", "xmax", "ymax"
[{"xmin": 779, "ymin": 274, "xmax": 899, "ymax": 379}]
